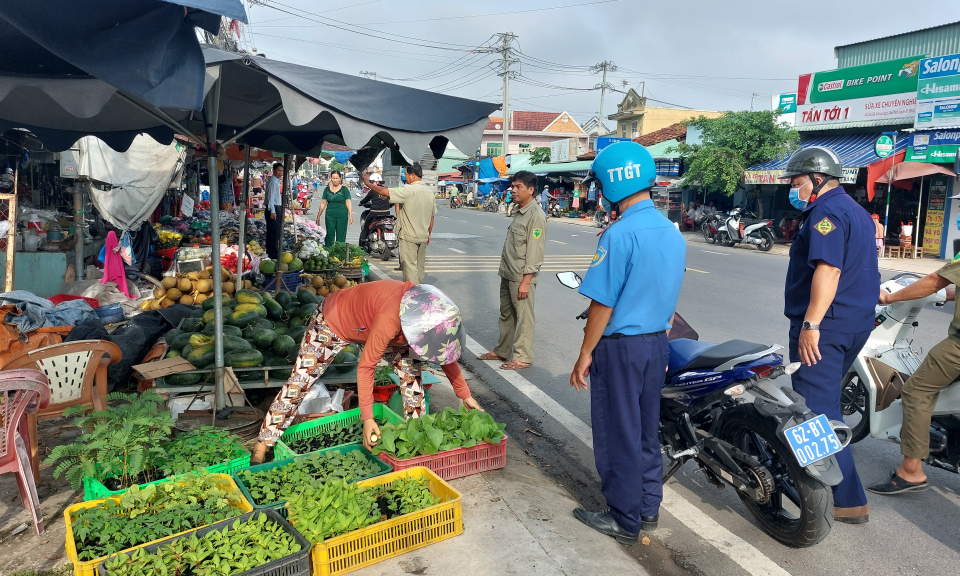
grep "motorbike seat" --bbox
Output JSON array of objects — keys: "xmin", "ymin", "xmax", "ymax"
[
  {"xmin": 668, "ymin": 338, "xmax": 771, "ymax": 377},
  {"xmin": 740, "ymin": 218, "xmax": 769, "ymax": 226}
]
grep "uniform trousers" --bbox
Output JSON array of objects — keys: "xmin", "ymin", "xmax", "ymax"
[
  {"xmin": 788, "ymin": 325, "xmax": 870, "ymax": 508},
  {"xmin": 590, "ymin": 332, "xmax": 669, "ymax": 533},
  {"xmin": 265, "ymin": 209, "xmax": 281, "ymax": 260},
  {"xmin": 324, "ymin": 213, "xmax": 348, "ymax": 247},
  {"xmin": 399, "ymin": 239, "xmax": 427, "ymax": 284},
  {"xmin": 493, "ymin": 278, "xmax": 537, "ymax": 364}
]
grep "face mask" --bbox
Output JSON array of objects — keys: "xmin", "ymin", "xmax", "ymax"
[{"xmin": 788, "ymin": 187, "xmax": 807, "ymax": 210}]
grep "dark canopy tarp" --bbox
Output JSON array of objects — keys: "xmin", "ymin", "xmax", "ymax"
[{"xmin": 0, "ymin": 0, "xmax": 246, "ymax": 111}]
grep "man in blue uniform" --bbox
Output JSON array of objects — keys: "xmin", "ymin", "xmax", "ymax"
[
  {"xmin": 782, "ymin": 146, "xmax": 879, "ymax": 524},
  {"xmin": 569, "ymin": 142, "xmax": 686, "ymax": 544}
]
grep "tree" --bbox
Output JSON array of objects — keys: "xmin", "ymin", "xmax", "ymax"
[
  {"xmin": 673, "ymin": 110, "xmax": 797, "ymax": 217},
  {"xmin": 529, "ymin": 147, "xmax": 550, "ymax": 165},
  {"xmin": 328, "ymin": 160, "xmax": 345, "ymax": 173}
]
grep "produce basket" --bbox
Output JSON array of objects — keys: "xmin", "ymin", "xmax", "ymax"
[
  {"xmin": 95, "ymin": 509, "xmax": 311, "ymax": 576},
  {"xmin": 82, "ymin": 454, "xmax": 251, "ymax": 501},
  {"xmin": 48, "ymin": 294, "xmax": 100, "ymax": 308},
  {"xmin": 265, "ymin": 271, "xmax": 305, "ymax": 292},
  {"xmin": 65, "ymin": 473, "xmax": 252, "ymax": 576},
  {"xmin": 231, "ymin": 445, "xmax": 392, "ymax": 518},
  {"xmin": 377, "ymin": 435, "xmax": 508, "ymax": 482},
  {"xmin": 335, "ymin": 266, "xmax": 364, "ymax": 281},
  {"xmin": 308, "ymin": 467, "xmax": 463, "ymax": 576},
  {"xmin": 373, "ymin": 370, "xmax": 440, "ymax": 403},
  {"xmin": 273, "ymin": 405, "xmax": 405, "ymax": 460}
]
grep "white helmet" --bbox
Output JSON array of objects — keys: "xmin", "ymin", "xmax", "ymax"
[{"xmin": 369, "ymin": 173, "xmax": 383, "ymax": 183}]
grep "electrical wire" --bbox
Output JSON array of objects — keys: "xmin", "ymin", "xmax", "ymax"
[{"xmin": 252, "ymin": 32, "xmax": 493, "ymax": 67}]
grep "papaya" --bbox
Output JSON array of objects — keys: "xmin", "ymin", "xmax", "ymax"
[
  {"xmin": 275, "ymin": 291, "xmax": 292, "ymax": 308},
  {"xmin": 235, "ymin": 303, "xmax": 267, "ymax": 319},
  {"xmin": 235, "ymin": 289, "xmax": 263, "ymax": 305},
  {"xmin": 187, "ymin": 344, "xmax": 215, "ymax": 368},
  {"xmin": 262, "ymin": 297, "xmax": 284, "ymax": 320},
  {"xmin": 297, "ymin": 289, "xmax": 319, "ymax": 305},
  {"xmin": 164, "ymin": 372, "xmax": 202, "ymax": 386},
  {"xmin": 224, "ymin": 349, "xmax": 263, "ymax": 368}
]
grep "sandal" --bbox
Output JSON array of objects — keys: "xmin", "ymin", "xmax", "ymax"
[
  {"xmin": 500, "ymin": 361, "xmax": 531, "ymax": 370},
  {"xmin": 866, "ymin": 472, "xmax": 928, "ymax": 495},
  {"xmin": 479, "ymin": 352, "xmax": 506, "ymax": 361}
]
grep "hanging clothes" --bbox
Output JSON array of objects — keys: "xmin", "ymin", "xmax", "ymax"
[{"xmin": 101, "ymin": 231, "xmax": 131, "ymax": 298}]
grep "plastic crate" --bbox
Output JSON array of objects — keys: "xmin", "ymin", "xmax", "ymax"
[
  {"xmin": 265, "ymin": 271, "xmax": 305, "ymax": 292},
  {"xmin": 377, "ymin": 435, "xmax": 508, "ymax": 482},
  {"xmin": 82, "ymin": 454, "xmax": 251, "ymax": 501},
  {"xmin": 232, "ymin": 445, "xmax": 392, "ymax": 518},
  {"xmin": 65, "ymin": 473, "xmax": 252, "ymax": 576},
  {"xmin": 273, "ymin": 405, "xmax": 405, "ymax": 460},
  {"xmin": 96, "ymin": 509, "xmax": 310, "ymax": 576},
  {"xmin": 373, "ymin": 370, "xmax": 439, "ymax": 403},
  {"xmin": 388, "ymin": 389, "xmax": 430, "ymax": 416},
  {"xmin": 307, "ymin": 467, "xmax": 463, "ymax": 576},
  {"xmin": 48, "ymin": 294, "xmax": 100, "ymax": 308}
]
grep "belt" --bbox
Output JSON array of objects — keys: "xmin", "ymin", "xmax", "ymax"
[{"xmin": 602, "ymin": 331, "xmax": 666, "ymax": 339}]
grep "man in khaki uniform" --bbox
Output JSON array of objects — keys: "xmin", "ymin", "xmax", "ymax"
[
  {"xmin": 480, "ymin": 171, "xmax": 547, "ymax": 370},
  {"xmin": 363, "ymin": 163, "xmax": 436, "ymax": 283}
]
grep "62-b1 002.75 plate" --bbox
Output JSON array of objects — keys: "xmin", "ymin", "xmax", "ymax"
[{"xmin": 783, "ymin": 414, "xmax": 843, "ymax": 466}]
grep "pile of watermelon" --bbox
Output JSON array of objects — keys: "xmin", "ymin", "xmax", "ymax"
[{"xmin": 161, "ymin": 288, "xmax": 359, "ymax": 386}]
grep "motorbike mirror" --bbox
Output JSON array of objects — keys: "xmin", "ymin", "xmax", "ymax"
[
  {"xmin": 784, "ymin": 362, "xmax": 801, "ymax": 375},
  {"xmin": 557, "ymin": 272, "xmax": 582, "ymax": 289}
]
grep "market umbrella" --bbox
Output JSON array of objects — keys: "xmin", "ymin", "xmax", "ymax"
[{"xmin": 875, "ymin": 161, "xmax": 957, "ymax": 256}]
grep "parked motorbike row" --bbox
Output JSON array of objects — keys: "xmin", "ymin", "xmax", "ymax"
[{"xmin": 700, "ymin": 207, "xmax": 776, "ymax": 252}]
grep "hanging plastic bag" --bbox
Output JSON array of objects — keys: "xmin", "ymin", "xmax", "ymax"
[{"xmin": 119, "ymin": 231, "xmax": 136, "ymax": 265}]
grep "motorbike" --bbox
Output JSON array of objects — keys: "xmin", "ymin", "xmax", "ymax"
[
  {"xmin": 358, "ymin": 209, "xmax": 398, "ymax": 261},
  {"xmin": 557, "ymin": 271, "xmax": 850, "ymax": 547},
  {"xmin": 840, "ymin": 273, "xmax": 960, "ymax": 472},
  {"xmin": 548, "ymin": 199, "xmax": 564, "ymax": 218},
  {"xmin": 449, "ymin": 195, "xmax": 462, "ymax": 209},
  {"xmin": 700, "ymin": 212, "xmax": 721, "ymax": 244},
  {"xmin": 716, "ymin": 207, "xmax": 776, "ymax": 252},
  {"xmin": 593, "ymin": 209, "xmax": 607, "ymax": 228}
]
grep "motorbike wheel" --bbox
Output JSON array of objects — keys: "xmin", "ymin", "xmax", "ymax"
[
  {"xmin": 717, "ymin": 231, "xmax": 735, "ymax": 247},
  {"xmin": 757, "ymin": 229, "xmax": 775, "ymax": 252},
  {"xmin": 840, "ymin": 372, "xmax": 871, "ymax": 443},
  {"xmin": 702, "ymin": 223, "xmax": 715, "ymax": 244},
  {"xmin": 380, "ymin": 248, "xmax": 391, "ymax": 261},
  {"xmin": 719, "ymin": 406, "xmax": 833, "ymax": 548}
]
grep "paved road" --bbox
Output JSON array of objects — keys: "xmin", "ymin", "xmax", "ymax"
[{"xmin": 346, "ymin": 202, "xmax": 960, "ymax": 576}]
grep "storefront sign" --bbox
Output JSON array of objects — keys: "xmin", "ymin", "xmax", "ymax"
[
  {"xmin": 596, "ymin": 137, "xmax": 630, "ymax": 151},
  {"xmin": 915, "ymin": 53, "xmax": 960, "ymax": 129},
  {"xmin": 875, "ymin": 135, "xmax": 894, "ymax": 157},
  {"xmin": 550, "ymin": 138, "xmax": 579, "ymax": 163},
  {"xmin": 923, "ymin": 175, "xmax": 948, "ymax": 254},
  {"xmin": 905, "ymin": 130, "xmax": 960, "ymax": 162},
  {"xmin": 180, "ymin": 193, "xmax": 195, "ymax": 217},
  {"xmin": 744, "ymin": 170, "xmax": 784, "ymax": 185},
  {"xmin": 777, "ymin": 93, "xmax": 797, "ymax": 113},
  {"xmin": 841, "ymin": 167, "xmax": 859, "ymax": 184}
]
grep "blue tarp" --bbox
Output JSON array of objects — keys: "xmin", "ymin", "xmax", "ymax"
[{"xmin": 747, "ymin": 133, "xmax": 911, "ymax": 171}]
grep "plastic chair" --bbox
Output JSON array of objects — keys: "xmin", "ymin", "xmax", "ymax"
[
  {"xmin": 4, "ymin": 340, "xmax": 122, "ymax": 479},
  {"xmin": 0, "ymin": 369, "xmax": 51, "ymax": 535}
]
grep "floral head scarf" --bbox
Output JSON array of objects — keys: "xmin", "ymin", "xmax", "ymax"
[{"xmin": 399, "ymin": 284, "xmax": 464, "ymax": 364}]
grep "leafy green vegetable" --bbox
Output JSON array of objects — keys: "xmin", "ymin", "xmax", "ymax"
[
  {"xmin": 156, "ymin": 427, "xmax": 247, "ymax": 478},
  {"xmin": 374, "ymin": 365, "xmax": 394, "ymax": 386},
  {"xmin": 286, "ymin": 417, "xmax": 388, "ymax": 453},
  {"xmin": 102, "ymin": 513, "xmax": 302, "ymax": 576},
  {"xmin": 237, "ymin": 449, "xmax": 382, "ymax": 506},
  {"xmin": 371, "ymin": 407, "xmax": 506, "ymax": 459}
]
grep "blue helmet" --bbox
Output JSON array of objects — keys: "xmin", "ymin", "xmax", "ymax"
[{"xmin": 584, "ymin": 142, "xmax": 657, "ymax": 203}]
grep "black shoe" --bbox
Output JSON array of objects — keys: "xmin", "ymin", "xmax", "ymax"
[
  {"xmin": 866, "ymin": 472, "xmax": 928, "ymax": 495},
  {"xmin": 393, "ymin": 266, "xmax": 402, "ymax": 271},
  {"xmin": 573, "ymin": 508, "xmax": 638, "ymax": 545},
  {"xmin": 641, "ymin": 513, "xmax": 659, "ymax": 532}
]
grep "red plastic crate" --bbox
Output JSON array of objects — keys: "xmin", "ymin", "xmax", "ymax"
[
  {"xmin": 377, "ymin": 435, "xmax": 507, "ymax": 481},
  {"xmin": 48, "ymin": 294, "xmax": 99, "ymax": 308},
  {"xmin": 155, "ymin": 247, "xmax": 178, "ymax": 271}
]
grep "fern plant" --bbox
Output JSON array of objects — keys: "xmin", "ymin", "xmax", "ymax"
[{"xmin": 46, "ymin": 391, "xmax": 174, "ymax": 490}]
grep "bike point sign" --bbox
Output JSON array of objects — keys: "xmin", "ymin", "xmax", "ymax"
[
  {"xmin": 796, "ymin": 56, "xmax": 922, "ymax": 128},
  {"xmin": 915, "ymin": 53, "xmax": 960, "ymax": 130},
  {"xmin": 875, "ymin": 135, "xmax": 894, "ymax": 157}
]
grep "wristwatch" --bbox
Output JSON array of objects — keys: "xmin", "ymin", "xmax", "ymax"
[{"xmin": 802, "ymin": 321, "xmax": 820, "ymax": 331}]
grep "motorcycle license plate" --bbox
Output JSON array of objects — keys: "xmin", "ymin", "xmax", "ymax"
[
  {"xmin": 783, "ymin": 414, "xmax": 843, "ymax": 466},
  {"xmin": 384, "ymin": 232, "xmax": 396, "ymax": 240}
]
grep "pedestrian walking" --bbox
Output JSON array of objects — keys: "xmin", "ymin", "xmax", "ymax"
[
  {"xmin": 540, "ymin": 185, "xmax": 550, "ymax": 215},
  {"xmin": 362, "ymin": 163, "xmax": 435, "ymax": 283},
  {"xmin": 505, "ymin": 187, "xmax": 514, "ymax": 216},
  {"xmin": 781, "ymin": 146, "xmax": 879, "ymax": 524},
  {"xmin": 569, "ymin": 142, "xmax": 685, "ymax": 544},
  {"xmin": 318, "ymin": 170, "xmax": 353, "ymax": 247},
  {"xmin": 264, "ymin": 163, "xmax": 283, "ymax": 260},
  {"xmin": 479, "ymin": 171, "xmax": 547, "ymax": 370},
  {"xmin": 219, "ymin": 168, "xmax": 234, "ymax": 211}
]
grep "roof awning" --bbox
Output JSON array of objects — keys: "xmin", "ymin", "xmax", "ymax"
[
  {"xmin": 646, "ymin": 139, "xmax": 680, "ymax": 160},
  {"xmin": 508, "ymin": 159, "xmax": 593, "ymax": 176}
]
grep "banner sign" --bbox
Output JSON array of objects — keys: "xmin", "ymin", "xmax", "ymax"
[
  {"xmin": 744, "ymin": 167, "xmax": 858, "ymax": 185},
  {"xmin": 915, "ymin": 53, "xmax": 960, "ymax": 129},
  {"xmin": 906, "ymin": 130, "xmax": 960, "ymax": 162},
  {"xmin": 596, "ymin": 137, "xmax": 630, "ymax": 151},
  {"xmin": 777, "ymin": 93, "xmax": 797, "ymax": 113},
  {"xmin": 875, "ymin": 135, "xmax": 895, "ymax": 157},
  {"xmin": 923, "ymin": 174, "xmax": 948, "ymax": 254}
]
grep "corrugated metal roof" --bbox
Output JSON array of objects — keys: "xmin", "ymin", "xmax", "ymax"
[
  {"xmin": 747, "ymin": 133, "xmax": 910, "ymax": 171},
  {"xmin": 508, "ymin": 160, "xmax": 593, "ymax": 175},
  {"xmin": 796, "ymin": 118, "xmax": 914, "ymax": 132},
  {"xmin": 835, "ymin": 21, "xmax": 960, "ymax": 67},
  {"xmin": 646, "ymin": 139, "xmax": 681, "ymax": 159}
]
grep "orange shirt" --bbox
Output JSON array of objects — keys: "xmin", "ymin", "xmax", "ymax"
[{"xmin": 323, "ymin": 280, "xmax": 472, "ymax": 419}]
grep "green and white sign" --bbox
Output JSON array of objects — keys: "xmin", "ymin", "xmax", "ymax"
[
  {"xmin": 777, "ymin": 93, "xmax": 797, "ymax": 113},
  {"xmin": 875, "ymin": 135, "xmax": 894, "ymax": 158},
  {"xmin": 915, "ymin": 53, "xmax": 960, "ymax": 129}
]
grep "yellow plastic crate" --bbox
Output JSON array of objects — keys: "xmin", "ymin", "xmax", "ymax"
[
  {"xmin": 64, "ymin": 473, "xmax": 252, "ymax": 576},
  {"xmin": 307, "ymin": 467, "xmax": 463, "ymax": 576}
]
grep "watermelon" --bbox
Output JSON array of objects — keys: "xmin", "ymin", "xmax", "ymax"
[
  {"xmin": 274, "ymin": 326, "xmax": 288, "ymax": 335},
  {"xmin": 262, "ymin": 297, "xmax": 284, "ymax": 320},
  {"xmin": 165, "ymin": 349, "xmax": 181, "ymax": 359},
  {"xmin": 187, "ymin": 344, "xmax": 215, "ymax": 368},
  {"xmin": 223, "ymin": 335, "xmax": 253, "ymax": 352},
  {"xmin": 235, "ymin": 303, "xmax": 268, "ymax": 319},
  {"xmin": 181, "ymin": 317, "xmax": 204, "ymax": 332},
  {"xmin": 224, "ymin": 349, "xmax": 263, "ymax": 368},
  {"xmin": 271, "ymin": 368, "xmax": 293, "ymax": 380},
  {"xmin": 298, "ymin": 303, "xmax": 318, "ymax": 319},
  {"xmin": 170, "ymin": 332, "xmax": 193, "ymax": 352},
  {"xmin": 297, "ymin": 289, "xmax": 319, "ymax": 305},
  {"xmin": 235, "ymin": 289, "xmax": 264, "ymax": 305},
  {"xmin": 344, "ymin": 343, "xmax": 361, "ymax": 356},
  {"xmin": 229, "ymin": 308, "xmax": 260, "ymax": 328},
  {"xmin": 202, "ymin": 295, "xmax": 231, "ymax": 310},
  {"xmin": 202, "ymin": 309, "xmax": 216, "ymax": 324},
  {"xmin": 275, "ymin": 291, "xmax": 292, "ymax": 308},
  {"xmin": 272, "ymin": 335, "xmax": 297, "ymax": 357},
  {"xmin": 252, "ymin": 319, "xmax": 275, "ymax": 330},
  {"xmin": 333, "ymin": 351, "xmax": 357, "ymax": 373},
  {"xmin": 252, "ymin": 329, "xmax": 279, "ymax": 349},
  {"xmin": 181, "ymin": 343, "xmax": 194, "ymax": 358},
  {"xmin": 165, "ymin": 329, "xmax": 184, "ymax": 344},
  {"xmin": 239, "ymin": 369, "xmax": 266, "ymax": 382},
  {"xmin": 286, "ymin": 326, "xmax": 306, "ymax": 346},
  {"xmin": 203, "ymin": 323, "xmax": 242, "ymax": 337},
  {"xmin": 164, "ymin": 372, "xmax": 202, "ymax": 386},
  {"xmin": 189, "ymin": 333, "xmax": 214, "ymax": 347},
  {"xmin": 189, "ymin": 307, "xmax": 206, "ymax": 318}
]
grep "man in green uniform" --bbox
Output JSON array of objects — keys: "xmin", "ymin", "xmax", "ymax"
[
  {"xmin": 480, "ymin": 171, "xmax": 547, "ymax": 370},
  {"xmin": 362, "ymin": 163, "xmax": 436, "ymax": 283}
]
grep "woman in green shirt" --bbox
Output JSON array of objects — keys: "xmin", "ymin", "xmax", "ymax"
[{"xmin": 317, "ymin": 170, "xmax": 353, "ymax": 247}]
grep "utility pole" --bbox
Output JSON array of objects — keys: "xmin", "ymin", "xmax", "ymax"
[
  {"xmin": 477, "ymin": 33, "xmax": 518, "ymax": 155},
  {"xmin": 591, "ymin": 60, "xmax": 618, "ymax": 135},
  {"xmin": 359, "ymin": 71, "xmax": 378, "ymax": 80},
  {"xmin": 751, "ymin": 93, "xmax": 760, "ymax": 112}
]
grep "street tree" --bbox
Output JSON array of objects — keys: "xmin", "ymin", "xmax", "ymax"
[
  {"xmin": 328, "ymin": 160, "xmax": 345, "ymax": 173},
  {"xmin": 673, "ymin": 110, "xmax": 797, "ymax": 217},
  {"xmin": 529, "ymin": 147, "xmax": 550, "ymax": 165}
]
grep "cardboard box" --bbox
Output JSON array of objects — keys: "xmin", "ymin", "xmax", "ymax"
[{"xmin": 132, "ymin": 357, "xmax": 196, "ymax": 379}]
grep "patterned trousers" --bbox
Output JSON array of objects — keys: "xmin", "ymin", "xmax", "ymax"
[{"xmin": 257, "ymin": 308, "xmax": 427, "ymax": 446}]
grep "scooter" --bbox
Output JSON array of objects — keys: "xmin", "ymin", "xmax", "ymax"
[
  {"xmin": 358, "ymin": 210, "xmax": 398, "ymax": 261},
  {"xmin": 558, "ymin": 271, "xmax": 850, "ymax": 547},
  {"xmin": 548, "ymin": 199, "xmax": 564, "ymax": 218},
  {"xmin": 700, "ymin": 212, "xmax": 721, "ymax": 244},
  {"xmin": 840, "ymin": 274, "xmax": 960, "ymax": 472},
  {"xmin": 717, "ymin": 207, "xmax": 776, "ymax": 252},
  {"xmin": 482, "ymin": 196, "xmax": 500, "ymax": 213},
  {"xmin": 449, "ymin": 195, "xmax": 462, "ymax": 209}
]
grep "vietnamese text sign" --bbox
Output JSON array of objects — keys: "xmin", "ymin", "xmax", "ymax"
[
  {"xmin": 550, "ymin": 138, "xmax": 579, "ymax": 163},
  {"xmin": 777, "ymin": 93, "xmax": 797, "ymax": 113},
  {"xmin": 798, "ymin": 56, "xmax": 923, "ymax": 105},
  {"xmin": 923, "ymin": 175, "xmax": 948, "ymax": 254},
  {"xmin": 796, "ymin": 94, "xmax": 917, "ymax": 127},
  {"xmin": 744, "ymin": 170, "xmax": 784, "ymax": 185},
  {"xmin": 875, "ymin": 135, "xmax": 894, "ymax": 157},
  {"xmin": 180, "ymin": 193, "xmax": 194, "ymax": 217},
  {"xmin": 915, "ymin": 53, "xmax": 960, "ymax": 129},
  {"xmin": 906, "ymin": 130, "xmax": 960, "ymax": 162}
]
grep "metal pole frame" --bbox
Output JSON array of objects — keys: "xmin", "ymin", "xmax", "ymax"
[
  {"xmin": 915, "ymin": 176, "xmax": 925, "ymax": 258},
  {"xmin": 882, "ymin": 133, "xmax": 899, "ymax": 237},
  {"xmin": 238, "ymin": 145, "xmax": 250, "ymax": 288}
]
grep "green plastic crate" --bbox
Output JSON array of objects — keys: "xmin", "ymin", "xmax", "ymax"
[
  {"xmin": 231, "ymin": 444, "xmax": 392, "ymax": 518},
  {"xmin": 389, "ymin": 389, "xmax": 430, "ymax": 417},
  {"xmin": 273, "ymin": 404, "xmax": 405, "ymax": 460},
  {"xmin": 81, "ymin": 454, "xmax": 251, "ymax": 502}
]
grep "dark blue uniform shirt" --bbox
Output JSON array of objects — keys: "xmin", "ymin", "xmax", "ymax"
[{"xmin": 784, "ymin": 186, "xmax": 879, "ymax": 333}]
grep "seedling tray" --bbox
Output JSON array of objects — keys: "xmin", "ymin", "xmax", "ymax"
[
  {"xmin": 377, "ymin": 435, "xmax": 508, "ymax": 482},
  {"xmin": 273, "ymin": 405, "xmax": 404, "ymax": 460},
  {"xmin": 96, "ymin": 509, "xmax": 311, "ymax": 576},
  {"xmin": 232, "ymin": 445, "xmax": 392, "ymax": 518},
  {"xmin": 307, "ymin": 467, "xmax": 463, "ymax": 576},
  {"xmin": 82, "ymin": 454, "xmax": 251, "ymax": 502},
  {"xmin": 65, "ymin": 473, "xmax": 253, "ymax": 576}
]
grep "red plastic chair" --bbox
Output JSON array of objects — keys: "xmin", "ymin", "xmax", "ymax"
[{"xmin": 0, "ymin": 369, "xmax": 51, "ymax": 535}]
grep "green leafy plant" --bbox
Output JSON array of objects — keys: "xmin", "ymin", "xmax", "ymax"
[
  {"xmin": 70, "ymin": 473, "xmax": 244, "ymax": 561},
  {"xmin": 238, "ymin": 449, "xmax": 382, "ymax": 506},
  {"xmin": 157, "ymin": 427, "xmax": 247, "ymax": 478},
  {"xmin": 374, "ymin": 365, "xmax": 394, "ymax": 386},
  {"xmin": 102, "ymin": 513, "xmax": 302, "ymax": 576},
  {"xmin": 371, "ymin": 407, "xmax": 506, "ymax": 459},
  {"xmin": 372, "ymin": 477, "xmax": 442, "ymax": 519},
  {"xmin": 46, "ymin": 391, "xmax": 174, "ymax": 490},
  {"xmin": 286, "ymin": 417, "xmax": 388, "ymax": 453},
  {"xmin": 529, "ymin": 146, "xmax": 551, "ymax": 165}
]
